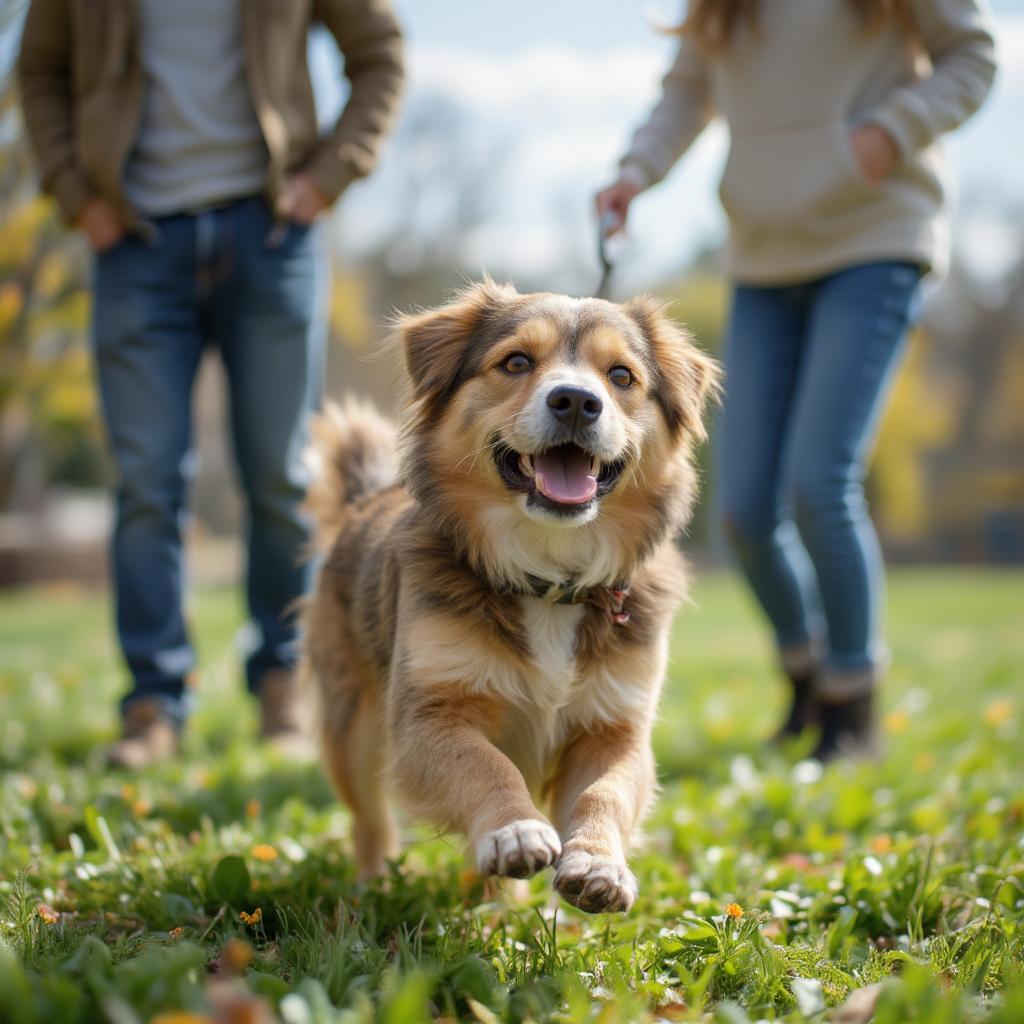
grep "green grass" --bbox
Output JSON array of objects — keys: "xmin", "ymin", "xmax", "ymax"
[{"xmin": 1, "ymin": 569, "xmax": 1022, "ymax": 1023}]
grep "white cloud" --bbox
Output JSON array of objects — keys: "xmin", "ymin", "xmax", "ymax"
[{"xmin": 412, "ymin": 44, "xmax": 663, "ymax": 116}]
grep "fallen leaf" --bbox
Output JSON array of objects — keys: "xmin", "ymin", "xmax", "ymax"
[
  {"xmin": 466, "ymin": 997, "xmax": 499, "ymax": 1024},
  {"xmin": 832, "ymin": 983, "xmax": 884, "ymax": 1024}
]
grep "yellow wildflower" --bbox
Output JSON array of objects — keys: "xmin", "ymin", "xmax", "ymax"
[
  {"xmin": 239, "ymin": 907, "xmax": 263, "ymax": 926},
  {"xmin": 223, "ymin": 937, "xmax": 253, "ymax": 972},
  {"xmin": 870, "ymin": 835, "xmax": 893, "ymax": 855},
  {"xmin": 883, "ymin": 710, "xmax": 910, "ymax": 735},
  {"xmin": 984, "ymin": 698, "xmax": 1014, "ymax": 726},
  {"xmin": 150, "ymin": 1015, "xmax": 214, "ymax": 1024},
  {"xmin": 250, "ymin": 843, "xmax": 277, "ymax": 862},
  {"xmin": 37, "ymin": 904, "xmax": 59, "ymax": 925},
  {"xmin": 16, "ymin": 776, "xmax": 38, "ymax": 799},
  {"xmin": 725, "ymin": 902, "xmax": 744, "ymax": 919}
]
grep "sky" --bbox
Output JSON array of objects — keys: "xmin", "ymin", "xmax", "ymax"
[
  {"xmin": 319, "ymin": 0, "xmax": 1024, "ymax": 293},
  {"xmin": 398, "ymin": 0, "xmax": 1024, "ymax": 51}
]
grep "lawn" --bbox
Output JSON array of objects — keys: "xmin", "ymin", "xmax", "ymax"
[{"xmin": 1, "ymin": 568, "xmax": 1022, "ymax": 1023}]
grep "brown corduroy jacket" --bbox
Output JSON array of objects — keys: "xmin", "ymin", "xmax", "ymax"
[{"xmin": 17, "ymin": 0, "xmax": 405, "ymax": 225}]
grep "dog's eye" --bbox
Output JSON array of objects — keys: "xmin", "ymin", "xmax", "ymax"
[
  {"xmin": 609, "ymin": 366, "xmax": 634, "ymax": 388},
  {"xmin": 502, "ymin": 353, "xmax": 533, "ymax": 374}
]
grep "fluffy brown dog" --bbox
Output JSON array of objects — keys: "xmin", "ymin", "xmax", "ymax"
[{"xmin": 301, "ymin": 280, "xmax": 718, "ymax": 913}]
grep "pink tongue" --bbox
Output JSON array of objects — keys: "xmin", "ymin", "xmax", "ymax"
[{"xmin": 534, "ymin": 447, "xmax": 597, "ymax": 505}]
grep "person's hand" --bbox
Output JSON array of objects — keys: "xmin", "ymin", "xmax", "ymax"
[
  {"xmin": 849, "ymin": 124, "xmax": 899, "ymax": 184},
  {"xmin": 281, "ymin": 174, "xmax": 330, "ymax": 225},
  {"xmin": 595, "ymin": 176, "xmax": 643, "ymax": 235},
  {"xmin": 77, "ymin": 198, "xmax": 125, "ymax": 252}
]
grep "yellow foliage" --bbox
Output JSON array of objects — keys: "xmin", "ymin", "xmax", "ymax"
[
  {"xmin": 872, "ymin": 329, "xmax": 957, "ymax": 541},
  {"xmin": 42, "ymin": 352, "xmax": 99, "ymax": 425},
  {"xmin": 25, "ymin": 290, "xmax": 91, "ymax": 355},
  {"xmin": 329, "ymin": 268, "xmax": 375, "ymax": 350},
  {"xmin": 0, "ymin": 195, "xmax": 53, "ymax": 271},
  {"xmin": 0, "ymin": 281, "xmax": 25, "ymax": 338},
  {"xmin": 35, "ymin": 249, "xmax": 72, "ymax": 300}
]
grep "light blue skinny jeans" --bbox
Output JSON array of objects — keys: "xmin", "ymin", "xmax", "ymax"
[{"xmin": 714, "ymin": 260, "xmax": 922, "ymax": 696}]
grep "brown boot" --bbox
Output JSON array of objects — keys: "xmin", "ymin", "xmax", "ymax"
[
  {"xmin": 257, "ymin": 668, "xmax": 313, "ymax": 757},
  {"xmin": 106, "ymin": 699, "xmax": 180, "ymax": 769}
]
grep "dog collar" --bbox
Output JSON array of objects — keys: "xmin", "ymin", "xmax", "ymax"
[{"xmin": 520, "ymin": 575, "xmax": 631, "ymax": 626}]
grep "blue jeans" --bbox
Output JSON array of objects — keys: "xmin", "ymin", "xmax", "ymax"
[
  {"xmin": 91, "ymin": 197, "xmax": 325, "ymax": 723},
  {"xmin": 714, "ymin": 261, "xmax": 921, "ymax": 695}
]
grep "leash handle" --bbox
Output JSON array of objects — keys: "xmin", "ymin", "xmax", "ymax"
[{"xmin": 595, "ymin": 211, "xmax": 619, "ymax": 299}]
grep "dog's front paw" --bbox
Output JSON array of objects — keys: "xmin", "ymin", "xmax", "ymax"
[
  {"xmin": 554, "ymin": 847, "xmax": 638, "ymax": 913},
  {"xmin": 475, "ymin": 819, "xmax": 561, "ymax": 879}
]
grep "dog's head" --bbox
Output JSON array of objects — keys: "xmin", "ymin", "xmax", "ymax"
[{"xmin": 396, "ymin": 280, "xmax": 719, "ymax": 584}]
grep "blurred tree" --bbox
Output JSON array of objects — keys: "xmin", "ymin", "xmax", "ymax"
[
  {"xmin": 0, "ymin": 1, "xmax": 102, "ymax": 513},
  {"xmin": 324, "ymin": 91, "xmax": 510, "ymax": 413},
  {"xmin": 870, "ymin": 328, "xmax": 956, "ymax": 543},
  {"xmin": 659, "ymin": 271, "xmax": 728, "ymax": 356},
  {"xmin": 874, "ymin": 249, "xmax": 1024, "ymax": 561},
  {"xmin": 656, "ymin": 271, "xmax": 729, "ymax": 547}
]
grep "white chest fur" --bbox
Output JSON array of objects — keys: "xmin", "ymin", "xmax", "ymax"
[
  {"xmin": 517, "ymin": 597, "xmax": 585, "ymax": 710},
  {"xmin": 402, "ymin": 594, "xmax": 658, "ymax": 789},
  {"xmin": 497, "ymin": 596, "xmax": 657, "ymax": 791}
]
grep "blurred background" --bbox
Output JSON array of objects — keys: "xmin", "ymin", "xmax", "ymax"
[{"xmin": 1, "ymin": 0, "xmax": 1023, "ymax": 591}]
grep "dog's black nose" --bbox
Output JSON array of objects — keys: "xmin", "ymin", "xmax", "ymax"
[{"xmin": 547, "ymin": 385, "xmax": 603, "ymax": 427}]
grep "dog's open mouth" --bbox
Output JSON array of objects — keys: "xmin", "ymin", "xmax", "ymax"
[{"xmin": 494, "ymin": 441, "xmax": 627, "ymax": 514}]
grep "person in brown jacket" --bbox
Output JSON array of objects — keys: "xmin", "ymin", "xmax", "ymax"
[{"xmin": 18, "ymin": 0, "xmax": 405, "ymax": 767}]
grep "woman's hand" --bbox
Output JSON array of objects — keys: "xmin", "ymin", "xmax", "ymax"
[
  {"xmin": 595, "ymin": 176, "xmax": 643, "ymax": 234},
  {"xmin": 77, "ymin": 198, "xmax": 125, "ymax": 252},
  {"xmin": 849, "ymin": 124, "xmax": 899, "ymax": 184}
]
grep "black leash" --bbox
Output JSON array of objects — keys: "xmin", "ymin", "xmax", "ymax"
[{"xmin": 595, "ymin": 211, "xmax": 619, "ymax": 300}]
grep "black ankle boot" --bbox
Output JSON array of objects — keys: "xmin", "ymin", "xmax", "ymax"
[
  {"xmin": 772, "ymin": 672, "xmax": 819, "ymax": 742},
  {"xmin": 811, "ymin": 692, "xmax": 880, "ymax": 762}
]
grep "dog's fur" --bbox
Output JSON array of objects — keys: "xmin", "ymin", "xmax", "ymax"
[{"xmin": 301, "ymin": 280, "xmax": 718, "ymax": 913}]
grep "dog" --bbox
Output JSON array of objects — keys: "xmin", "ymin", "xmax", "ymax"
[{"xmin": 301, "ymin": 279, "xmax": 718, "ymax": 913}]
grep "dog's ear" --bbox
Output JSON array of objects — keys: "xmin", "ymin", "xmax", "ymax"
[
  {"xmin": 624, "ymin": 296, "xmax": 721, "ymax": 443},
  {"xmin": 397, "ymin": 278, "xmax": 518, "ymax": 415}
]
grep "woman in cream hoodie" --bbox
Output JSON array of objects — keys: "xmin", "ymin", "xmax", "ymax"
[{"xmin": 598, "ymin": 0, "xmax": 997, "ymax": 759}]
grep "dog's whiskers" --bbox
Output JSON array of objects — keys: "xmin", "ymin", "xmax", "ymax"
[
  {"xmin": 623, "ymin": 441, "xmax": 649, "ymax": 490},
  {"xmin": 451, "ymin": 414, "xmax": 526, "ymax": 473},
  {"xmin": 454, "ymin": 433, "xmax": 516, "ymax": 473}
]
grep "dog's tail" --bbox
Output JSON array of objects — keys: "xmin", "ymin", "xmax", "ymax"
[{"xmin": 305, "ymin": 396, "xmax": 398, "ymax": 553}]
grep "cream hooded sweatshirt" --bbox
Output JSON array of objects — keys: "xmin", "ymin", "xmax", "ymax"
[{"xmin": 621, "ymin": 0, "xmax": 997, "ymax": 284}]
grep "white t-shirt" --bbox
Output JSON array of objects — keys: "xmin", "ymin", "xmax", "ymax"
[{"xmin": 122, "ymin": 0, "xmax": 268, "ymax": 216}]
